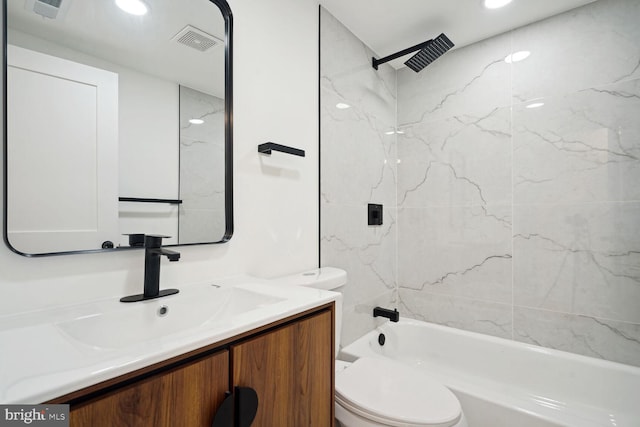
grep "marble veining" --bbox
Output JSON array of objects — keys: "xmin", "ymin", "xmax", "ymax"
[
  {"xmin": 393, "ymin": 0, "xmax": 640, "ymax": 366},
  {"xmin": 514, "ymin": 307, "xmax": 640, "ymax": 366},
  {"xmin": 398, "ymin": 205, "xmax": 512, "ymax": 306},
  {"xmin": 400, "ymin": 59, "xmax": 506, "ymax": 128},
  {"xmin": 514, "ymin": 202, "xmax": 640, "ymax": 324},
  {"xmin": 320, "ymin": 7, "xmax": 397, "ymax": 346},
  {"xmin": 398, "ymin": 33, "xmax": 511, "ymax": 125},
  {"xmin": 321, "ymin": 0, "xmax": 640, "ymax": 365},
  {"xmin": 321, "ymin": 204, "xmax": 397, "ymax": 308},
  {"xmin": 398, "ymin": 106, "xmax": 512, "ymax": 209},
  {"xmin": 511, "ymin": 0, "xmax": 640, "ymax": 102},
  {"xmin": 398, "ymin": 289, "xmax": 512, "ymax": 339},
  {"xmin": 179, "ymin": 86, "xmax": 225, "ymax": 244},
  {"xmin": 514, "ymin": 78, "xmax": 640, "ymax": 204}
]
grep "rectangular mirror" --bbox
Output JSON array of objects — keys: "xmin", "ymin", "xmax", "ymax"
[{"xmin": 3, "ymin": 0, "xmax": 233, "ymax": 256}]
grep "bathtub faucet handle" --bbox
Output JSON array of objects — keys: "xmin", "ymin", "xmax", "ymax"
[{"xmin": 373, "ymin": 306, "xmax": 399, "ymax": 322}]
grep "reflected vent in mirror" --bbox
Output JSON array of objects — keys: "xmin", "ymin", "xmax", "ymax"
[
  {"xmin": 172, "ymin": 25, "xmax": 221, "ymax": 52},
  {"xmin": 31, "ymin": 0, "xmax": 63, "ymax": 19}
]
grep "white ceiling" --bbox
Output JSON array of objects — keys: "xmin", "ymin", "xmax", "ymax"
[
  {"xmin": 8, "ymin": 0, "xmax": 600, "ymax": 87},
  {"xmin": 7, "ymin": 0, "xmax": 226, "ymax": 97},
  {"xmin": 319, "ymin": 0, "xmax": 598, "ymax": 69}
]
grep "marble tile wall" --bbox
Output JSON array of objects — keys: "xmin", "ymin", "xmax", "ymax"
[
  {"xmin": 396, "ymin": 0, "xmax": 640, "ymax": 366},
  {"xmin": 319, "ymin": 7, "xmax": 398, "ymax": 347},
  {"xmin": 179, "ymin": 86, "xmax": 226, "ymax": 244}
]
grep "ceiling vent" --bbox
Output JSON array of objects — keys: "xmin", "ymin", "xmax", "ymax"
[
  {"xmin": 172, "ymin": 25, "xmax": 222, "ymax": 53},
  {"xmin": 32, "ymin": 0, "xmax": 63, "ymax": 19}
]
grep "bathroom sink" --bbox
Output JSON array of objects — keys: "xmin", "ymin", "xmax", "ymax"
[
  {"xmin": 56, "ymin": 284, "xmax": 285, "ymax": 350},
  {"xmin": 1, "ymin": 275, "xmax": 339, "ymax": 404}
]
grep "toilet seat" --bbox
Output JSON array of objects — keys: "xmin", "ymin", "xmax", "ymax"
[{"xmin": 335, "ymin": 357, "xmax": 462, "ymax": 427}]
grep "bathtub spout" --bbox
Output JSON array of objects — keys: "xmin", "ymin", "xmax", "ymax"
[{"xmin": 373, "ymin": 307, "xmax": 399, "ymax": 322}]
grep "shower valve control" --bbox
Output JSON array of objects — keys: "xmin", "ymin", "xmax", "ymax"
[{"xmin": 368, "ymin": 203, "xmax": 383, "ymax": 226}]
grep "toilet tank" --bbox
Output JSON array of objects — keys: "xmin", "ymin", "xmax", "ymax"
[
  {"xmin": 277, "ymin": 267, "xmax": 347, "ymax": 290},
  {"xmin": 275, "ymin": 267, "xmax": 346, "ymax": 357}
]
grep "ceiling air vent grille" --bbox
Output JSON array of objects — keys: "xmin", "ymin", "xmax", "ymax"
[
  {"xmin": 172, "ymin": 25, "xmax": 222, "ymax": 52},
  {"xmin": 33, "ymin": 0, "xmax": 63, "ymax": 19}
]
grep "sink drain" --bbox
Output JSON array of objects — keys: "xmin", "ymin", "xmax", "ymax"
[{"xmin": 157, "ymin": 305, "xmax": 169, "ymax": 317}]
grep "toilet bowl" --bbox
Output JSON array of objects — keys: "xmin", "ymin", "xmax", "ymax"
[{"xmin": 277, "ymin": 268, "xmax": 467, "ymax": 427}]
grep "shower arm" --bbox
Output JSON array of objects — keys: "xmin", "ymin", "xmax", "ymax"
[{"xmin": 372, "ymin": 40, "xmax": 432, "ymax": 70}]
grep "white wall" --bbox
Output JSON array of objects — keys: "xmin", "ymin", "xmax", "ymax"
[{"xmin": 0, "ymin": 0, "xmax": 319, "ymax": 315}]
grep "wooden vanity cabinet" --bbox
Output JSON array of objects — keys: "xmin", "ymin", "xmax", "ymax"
[
  {"xmin": 57, "ymin": 304, "xmax": 334, "ymax": 427},
  {"xmin": 232, "ymin": 307, "xmax": 333, "ymax": 426},
  {"xmin": 69, "ymin": 350, "xmax": 230, "ymax": 427}
]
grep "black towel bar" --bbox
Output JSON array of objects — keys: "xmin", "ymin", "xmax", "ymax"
[
  {"xmin": 258, "ymin": 142, "xmax": 305, "ymax": 157},
  {"xmin": 119, "ymin": 197, "xmax": 183, "ymax": 204}
]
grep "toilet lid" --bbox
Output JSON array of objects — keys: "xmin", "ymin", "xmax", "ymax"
[{"xmin": 335, "ymin": 357, "xmax": 461, "ymax": 427}]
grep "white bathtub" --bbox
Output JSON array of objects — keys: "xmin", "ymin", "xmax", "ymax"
[{"xmin": 339, "ymin": 319, "xmax": 640, "ymax": 427}]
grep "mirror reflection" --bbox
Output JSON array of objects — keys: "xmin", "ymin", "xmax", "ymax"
[{"xmin": 4, "ymin": 0, "xmax": 231, "ymax": 255}]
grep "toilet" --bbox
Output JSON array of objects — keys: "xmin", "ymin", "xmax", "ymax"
[{"xmin": 278, "ymin": 267, "xmax": 467, "ymax": 427}]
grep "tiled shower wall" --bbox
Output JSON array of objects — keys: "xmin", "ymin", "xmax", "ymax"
[
  {"xmin": 321, "ymin": 0, "xmax": 640, "ymax": 365},
  {"xmin": 396, "ymin": 0, "xmax": 640, "ymax": 366},
  {"xmin": 179, "ymin": 86, "xmax": 226, "ymax": 244},
  {"xmin": 320, "ymin": 7, "xmax": 398, "ymax": 345}
]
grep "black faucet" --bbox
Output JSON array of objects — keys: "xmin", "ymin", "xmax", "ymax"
[
  {"xmin": 373, "ymin": 306, "xmax": 399, "ymax": 322},
  {"xmin": 120, "ymin": 235, "xmax": 180, "ymax": 303}
]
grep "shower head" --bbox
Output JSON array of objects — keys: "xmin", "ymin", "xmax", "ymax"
[
  {"xmin": 404, "ymin": 33, "xmax": 454, "ymax": 72},
  {"xmin": 372, "ymin": 33, "xmax": 454, "ymax": 72}
]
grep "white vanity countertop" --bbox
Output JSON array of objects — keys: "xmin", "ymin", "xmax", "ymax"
[{"xmin": 0, "ymin": 276, "xmax": 339, "ymax": 404}]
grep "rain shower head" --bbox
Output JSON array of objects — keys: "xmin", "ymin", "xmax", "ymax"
[
  {"xmin": 372, "ymin": 33, "xmax": 454, "ymax": 72},
  {"xmin": 404, "ymin": 33, "xmax": 454, "ymax": 72}
]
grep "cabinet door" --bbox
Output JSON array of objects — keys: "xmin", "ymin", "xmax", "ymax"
[
  {"xmin": 232, "ymin": 310, "xmax": 333, "ymax": 427},
  {"xmin": 70, "ymin": 350, "xmax": 229, "ymax": 427}
]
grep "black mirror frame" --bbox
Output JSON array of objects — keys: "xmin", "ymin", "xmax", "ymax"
[{"xmin": 1, "ymin": 0, "xmax": 233, "ymax": 256}]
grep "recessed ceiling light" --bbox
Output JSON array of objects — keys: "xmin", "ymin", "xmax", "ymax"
[
  {"xmin": 189, "ymin": 118, "xmax": 204, "ymax": 124},
  {"xmin": 504, "ymin": 51, "xmax": 531, "ymax": 63},
  {"xmin": 336, "ymin": 103, "xmax": 350, "ymax": 109},
  {"xmin": 115, "ymin": 0, "xmax": 149, "ymax": 16},
  {"xmin": 526, "ymin": 102, "xmax": 545, "ymax": 109},
  {"xmin": 483, "ymin": 0, "xmax": 513, "ymax": 9}
]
